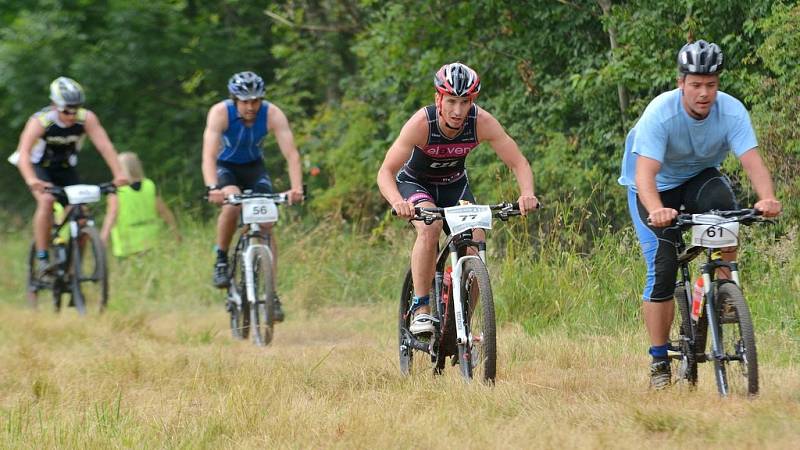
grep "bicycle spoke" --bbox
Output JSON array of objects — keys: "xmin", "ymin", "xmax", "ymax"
[
  {"xmin": 717, "ymin": 282, "xmax": 758, "ymax": 396},
  {"xmin": 460, "ymin": 258, "xmax": 495, "ymax": 383}
]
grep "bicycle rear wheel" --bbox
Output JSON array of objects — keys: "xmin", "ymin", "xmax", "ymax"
[
  {"xmin": 70, "ymin": 226, "xmax": 108, "ymax": 315},
  {"xmin": 398, "ymin": 268, "xmax": 415, "ymax": 376},
  {"xmin": 228, "ymin": 248, "xmax": 251, "ymax": 340},
  {"xmin": 671, "ymin": 284, "xmax": 698, "ymax": 387},
  {"xmin": 250, "ymin": 245, "xmax": 275, "ymax": 347},
  {"xmin": 716, "ymin": 281, "xmax": 759, "ymax": 396},
  {"xmin": 459, "ymin": 258, "xmax": 496, "ymax": 383},
  {"xmin": 26, "ymin": 242, "xmax": 41, "ymax": 309}
]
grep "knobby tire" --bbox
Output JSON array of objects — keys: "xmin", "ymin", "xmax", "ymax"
[{"xmin": 458, "ymin": 258, "xmax": 496, "ymax": 383}]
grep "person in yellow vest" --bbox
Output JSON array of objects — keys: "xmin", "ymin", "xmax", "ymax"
[{"xmin": 100, "ymin": 152, "xmax": 180, "ymax": 257}]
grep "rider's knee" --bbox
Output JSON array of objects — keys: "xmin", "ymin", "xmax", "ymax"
[{"xmin": 415, "ymin": 222, "xmax": 442, "ymax": 241}]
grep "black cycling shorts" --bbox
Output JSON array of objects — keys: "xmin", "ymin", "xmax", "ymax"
[
  {"xmin": 396, "ymin": 169, "xmax": 475, "ymax": 207},
  {"xmin": 34, "ymin": 164, "xmax": 81, "ymax": 188},
  {"xmin": 628, "ymin": 168, "xmax": 738, "ymax": 301},
  {"xmin": 216, "ymin": 159, "xmax": 273, "ymax": 194}
]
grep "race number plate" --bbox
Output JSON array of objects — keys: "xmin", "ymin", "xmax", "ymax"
[
  {"xmin": 64, "ymin": 184, "xmax": 101, "ymax": 204},
  {"xmin": 690, "ymin": 214, "xmax": 740, "ymax": 248},
  {"xmin": 241, "ymin": 198, "xmax": 278, "ymax": 224},
  {"xmin": 444, "ymin": 205, "xmax": 492, "ymax": 235}
]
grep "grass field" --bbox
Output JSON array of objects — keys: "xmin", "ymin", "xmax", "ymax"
[{"xmin": 1, "ymin": 219, "xmax": 798, "ymax": 448}]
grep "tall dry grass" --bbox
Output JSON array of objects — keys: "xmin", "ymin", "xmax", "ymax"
[{"xmin": 1, "ymin": 217, "xmax": 798, "ymax": 448}]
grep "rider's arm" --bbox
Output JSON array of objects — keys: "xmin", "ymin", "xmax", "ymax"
[
  {"xmin": 15, "ymin": 117, "xmax": 46, "ymax": 190},
  {"xmin": 377, "ymin": 110, "xmax": 427, "ymax": 217},
  {"xmin": 201, "ymin": 102, "xmax": 227, "ymax": 188},
  {"xmin": 156, "ymin": 195, "xmax": 181, "ymax": 240},
  {"xmin": 739, "ymin": 148, "xmax": 781, "ymax": 217},
  {"xmin": 267, "ymin": 104, "xmax": 303, "ymax": 200},
  {"xmin": 635, "ymin": 155, "xmax": 676, "ymax": 226},
  {"xmin": 476, "ymin": 108, "xmax": 538, "ymax": 213},
  {"xmin": 100, "ymin": 193, "xmax": 119, "ymax": 245},
  {"xmin": 84, "ymin": 111, "xmax": 128, "ymax": 186}
]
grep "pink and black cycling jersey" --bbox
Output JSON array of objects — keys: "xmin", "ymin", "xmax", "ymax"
[{"xmin": 401, "ymin": 104, "xmax": 479, "ymax": 184}]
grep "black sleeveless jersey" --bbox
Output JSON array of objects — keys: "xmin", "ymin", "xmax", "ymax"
[
  {"xmin": 31, "ymin": 107, "xmax": 88, "ymax": 167},
  {"xmin": 401, "ymin": 104, "xmax": 479, "ymax": 184}
]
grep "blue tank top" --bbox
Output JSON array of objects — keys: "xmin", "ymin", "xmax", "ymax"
[{"xmin": 218, "ymin": 99, "xmax": 270, "ymax": 164}]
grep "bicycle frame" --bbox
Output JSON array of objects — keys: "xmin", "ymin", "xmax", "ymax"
[
  {"xmin": 32, "ymin": 183, "xmax": 114, "ymax": 313},
  {"xmin": 233, "ymin": 223, "xmax": 274, "ymax": 311},
  {"xmin": 400, "ymin": 202, "xmax": 520, "ymax": 366},
  {"xmin": 219, "ymin": 190, "xmax": 295, "ymax": 346},
  {"xmin": 442, "ymin": 234, "xmax": 486, "ymax": 346},
  {"xmin": 670, "ymin": 208, "xmax": 765, "ymax": 396}
]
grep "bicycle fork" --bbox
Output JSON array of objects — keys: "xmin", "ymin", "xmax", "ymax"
[
  {"xmin": 242, "ymin": 243, "xmax": 272, "ymax": 308},
  {"xmin": 704, "ymin": 258, "xmax": 741, "ymax": 397},
  {"xmin": 450, "ymin": 253, "xmax": 482, "ymax": 345}
]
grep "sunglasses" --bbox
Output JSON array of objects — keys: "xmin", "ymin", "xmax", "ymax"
[{"xmin": 58, "ymin": 106, "xmax": 80, "ymax": 115}]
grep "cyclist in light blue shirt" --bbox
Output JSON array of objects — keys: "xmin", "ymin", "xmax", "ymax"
[{"xmin": 618, "ymin": 40, "xmax": 781, "ymax": 390}]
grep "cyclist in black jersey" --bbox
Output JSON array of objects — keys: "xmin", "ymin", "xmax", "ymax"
[
  {"xmin": 377, "ymin": 62, "xmax": 539, "ymax": 335},
  {"xmin": 13, "ymin": 77, "xmax": 128, "ymax": 278}
]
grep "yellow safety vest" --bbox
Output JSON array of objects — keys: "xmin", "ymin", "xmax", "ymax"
[{"xmin": 110, "ymin": 179, "xmax": 160, "ymax": 257}]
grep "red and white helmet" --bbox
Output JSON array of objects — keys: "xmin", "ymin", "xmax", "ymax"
[{"xmin": 434, "ymin": 62, "xmax": 481, "ymax": 98}]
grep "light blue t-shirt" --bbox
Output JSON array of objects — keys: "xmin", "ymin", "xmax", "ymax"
[{"xmin": 618, "ymin": 88, "xmax": 757, "ymax": 192}]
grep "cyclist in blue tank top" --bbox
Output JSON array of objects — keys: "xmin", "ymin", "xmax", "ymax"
[
  {"xmin": 202, "ymin": 71, "xmax": 303, "ymax": 322},
  {"xmin": 618, "ymin": 40, "xmax": 781, "ymax": 390},
  {"xmin": 218, "ymin": 98, "xmax": 269, "ymax": 164}
]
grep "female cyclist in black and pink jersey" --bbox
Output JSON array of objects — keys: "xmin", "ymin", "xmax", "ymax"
[{"xmin": 377, "ymin": 62, "xmax": 539, "ymax": 335}]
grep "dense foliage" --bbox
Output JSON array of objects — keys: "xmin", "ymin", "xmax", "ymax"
[{"xmin": 1, "ymin": 1, "xmax": 798, "ymax": 233}]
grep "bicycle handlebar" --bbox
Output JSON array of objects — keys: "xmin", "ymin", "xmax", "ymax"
[
  {"xmin": 203, "ymin": 184, "xmax": 308, "ymax": 204},
  {"xmin": 391, "ymin": 201, "xmax": 535, "ymax": 223},
  {"xmin": 674, "ymin": 208, "xmax": 766, "ymax": 227},
  {"xmin": 222, "ymin": 192, "xmax": 291, "ymax": 205},
  {"xmin": 44, "ymin": 182, "xmax": 117, "ymax": 196},
  {"xmin": 647, "ymin": 208, "xmax": 770, "ymax": 228}
]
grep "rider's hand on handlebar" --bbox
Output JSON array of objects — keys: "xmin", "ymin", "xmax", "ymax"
[
  {"xmin": 286, "ymin": 187, "xmax": 304, "ymax": 205},
  {"xmin": 517, "ymin": 194, "xmax": 540, "ymax": 215},
  {"xmin": 754, "ymin": 198, "xmax": 781, "ymax": 218},
  {"xmin": 648, "ymin": 207, "xmax": 678, "ymax": 227},
  {"xmin": 112, "ymin": 175, "xmax": 130, "ymax": 187},
  {"xmin": 207, "ymin": 188, "xmax": 225, "ymax": 205},
  {"xmin": 392, "ymin": 200, "xmax": 415, "ymax": 219},
  {"xmin": 26, "ymin": 178, "xmax": 51, "ymax": 194}
]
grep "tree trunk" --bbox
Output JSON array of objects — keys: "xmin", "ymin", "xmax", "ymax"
[{"xmin": 598, "ymin": 0, "xmax": 629, "ymax": 126}]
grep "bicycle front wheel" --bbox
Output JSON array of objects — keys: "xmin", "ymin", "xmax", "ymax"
[
  {"xmin": 250, "ymin": 246, "xmax": 275, "ymax": 347},
  {"xmin": 70, "ymin": 226, "xmax": 108, "ymax": 315},
  {"xmin": 459, "ymin": 258, "xmax": 496, "ymax": 383},
  {"xmin": 716, "ymin": 281, "xmax": 759, "ymax": 396},
  {"xmin": 229, "ymin": 249, "xmax": 250, "ymax": 340}
]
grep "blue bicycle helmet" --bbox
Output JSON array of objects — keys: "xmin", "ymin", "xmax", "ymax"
[{"xmin": 228, "ymin": 71, "xmax": 265, "ymax": 100}]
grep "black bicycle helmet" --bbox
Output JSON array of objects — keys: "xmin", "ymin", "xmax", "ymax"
[
  {"xmin": 677, "ymin": 40, "xmax": 723, "ymax": 75},
  {"xmin": 434, "ymin": 62, "xmax": 481, "ymax": 97},
  {"xmin": 49, "ymin": 77, "xmax": 85, "ymax": 107},
  {"xmin": 228, "ymin": 71, "xmax": 265, "ymax": 100}
]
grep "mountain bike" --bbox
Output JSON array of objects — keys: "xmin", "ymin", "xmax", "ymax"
[
  {"xmin": 667, "ymin": 208, "xmax": 771, "ymax": 397},
  {"xmin": 27, "ymin": 183, "xmax": 116, "ymax": 315},
  {"xmin": 396, "ymin": 202, "xmax": 522, "ymax": 383},
  {"xmin": 221, "ymin": 191, "xmax": 290, "ymax": 347}
]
